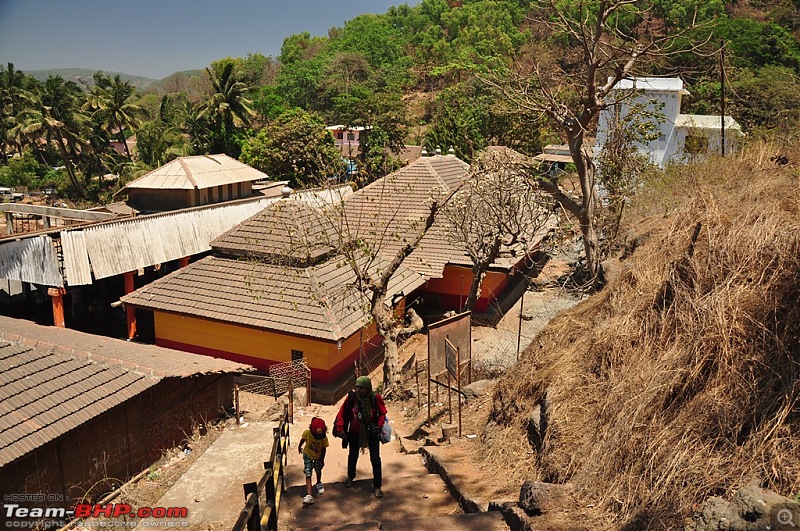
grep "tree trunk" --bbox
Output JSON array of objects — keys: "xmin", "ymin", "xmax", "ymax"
[
  {"xmin": 116, "ymin": 118, "xmax": 132, "ymax": 160},
  {"xmin": 381, "ymin": 334, "xmax": 400, "ymax": 389},
  {"xmin": 465, "ymin": 238, "xmax": 503, "ymax": 311},
  {"xmin": 56, "ymin": 131, "xmax": 84, "ymax": 197},
  {"xmin": 567, "ymin": 127, "xmax": 603, "ymax": 285}
]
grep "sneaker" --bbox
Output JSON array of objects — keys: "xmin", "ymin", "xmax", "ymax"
[
  {"xmin": 302, "ymin": 494, "xmax": 314, "ymax": 504},
  {"xmin": 344, "ymin": 478, "xmax": 353, "ymax": 488},
  {"xmin": 315, "ymin": 482, "xmax": 324, "ymax": 494},
  {"xmin": 374, "ymin": 488, "xmax": 383, "ymax": 498}
]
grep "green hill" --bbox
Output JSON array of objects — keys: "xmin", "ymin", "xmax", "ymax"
[{"xmin": 25, "ymin": 68, "xmax": 158, "ymax": 90}]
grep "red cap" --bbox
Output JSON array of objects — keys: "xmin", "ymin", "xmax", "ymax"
[{"xmin": 311, "ymin": 417, "xmax": 326, "ymax": 435}]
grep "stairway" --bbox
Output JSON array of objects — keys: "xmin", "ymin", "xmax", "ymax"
[{"xmin": 278, "ymin": 408, "xmax": 508, "ymax": 530}]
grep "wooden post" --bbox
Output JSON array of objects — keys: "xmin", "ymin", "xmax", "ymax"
[
  {"xmin": 306, "ymin": 372, "xmax": 311, "ymax": 406},
  {"xmin": 288, "ymin": 375, "xmax": 294, "ymax": 424},
  {"xmin": 427, "ymin": 359, "xmax": 431, "ymax": 427},
  {"xmin": 235, "ymin": 385, "xmax": 240, "ymax": 425},
  {"xmin": 457, "ymin": 347, "xmax": 461, "ymax": 438},
  {"xmin": 415, "ymin": 360, "xmax": 420, "ymax": 410},
  {"xmin": 47, "ymin": 287, "xmax": 66, "ymax": 328},
  {"xmin": 6, "ymin": 212, "xmax": 14, "ymax": 235},
  {"xmin": 179, "ymin": 256, "xmax": 190, "ymax": 268},
  {"xmin": 243, "ymin": 482, "xmax": 260, "ymax": 531},
  {"xmin": 447, "ymin": 371, "xmax": 452, "ymax": 425},
  {"xmin": 517, "ymin": 288, "xmax": 526, "ymax": 360},
  {"xmin": 123, "ymin": 271, "xmax": 137, "ymax": 340}
]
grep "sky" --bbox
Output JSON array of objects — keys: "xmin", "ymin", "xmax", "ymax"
[{"xmin": 0, "ymin": 0, "xmax": 421, "ymax": 80}]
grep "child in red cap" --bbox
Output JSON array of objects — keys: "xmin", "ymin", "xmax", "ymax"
[{"xmin": 298, "ymin": 417, "xmax": 329, "ymax": 504}]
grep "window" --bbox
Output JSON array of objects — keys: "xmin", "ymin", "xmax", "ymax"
[
  {"xmin": 291, "ymin": 350, "xmax": 304, "ymax": 361},
  {"xmin": 684, "ymin": 135, "xmax": 709, "ymax": 155},
  {"xmin": 336, "ymin": 132, "xmax": 344, "ymax": 140},
  {"xmin": 227, "ymin": 184, "xmax": 233, "ymax": 199},
  {"xmin": 347, "ymin": 132, "xmax": 355, "ymax": 141}
]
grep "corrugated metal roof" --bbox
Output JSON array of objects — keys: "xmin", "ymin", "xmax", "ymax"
[
  {"xmin": 121, "ymin": 154, "xmax": 269, "ymax": 191},
  {"xmin": 62, "ymin": 197, "xmax": 278, "ymax": 282},
  {"xmin": 0, "ymin": 236, "xmax": 63, "ymax": 287},
  {"xmin": 60, "ymin": 231, "xmax": 93, "ymax": 285},
  {"xmin": 121, "ymin": 254, "xmax": 426, "ymax": 341},
  {"xmin": 0, "ymin": 315, "xmax": 251, "ymax": 468},
  {"xmin": 58, "ymin": 188, "xmax": 349, "ymax": 285}
]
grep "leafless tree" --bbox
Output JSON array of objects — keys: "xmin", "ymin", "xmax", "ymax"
[
  {"xmin": 481, "ymin": 0, "xmax": 710, "ymax": 286},
  {"xmin": 439, "ymin": 149, "xmax": 554, "ymax": 311},
  {"xmin": 299, "ymin": 160, "xmax": 466, "ymax": 390}
]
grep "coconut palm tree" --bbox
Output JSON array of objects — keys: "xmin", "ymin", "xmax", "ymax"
[
  {"xmin": 83, "ymin": 73, "xmax": 149, "ymax": 160},
  {"xmin": 0, "ymin": 63, "xmax": 31, "ymax": 162},
  {"xmin": 197, "ymin": 60, "xmax": 255, "ymax": 156},
  {"xmin": 12, "ymin": 76, "xmax": 90, "ymax": 196}
]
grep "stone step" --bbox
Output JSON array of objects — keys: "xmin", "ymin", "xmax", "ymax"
[
  {"xmin": 295, "ymin": 510, "xmax": 508, "ymax": 531},
  {"xmin": 279, "ymin": 473, "xmax": 459, "ymax": 529}
]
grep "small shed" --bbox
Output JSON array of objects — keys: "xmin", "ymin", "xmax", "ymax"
[
  {"xmin": 0, "ymin": 315, "xmax": 251, "ymax": 511},
  {"xmin": 115, "ymin": 154, "xmax": 270, "ymax": 213}
]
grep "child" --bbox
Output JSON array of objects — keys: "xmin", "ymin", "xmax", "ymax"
[{"xmin": 298, "ymin": 417, "xmax": 329, "ymax": 504}]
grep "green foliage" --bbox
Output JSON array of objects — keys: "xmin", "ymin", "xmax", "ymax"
[
  {"xmin": 727, "ymin": 65, "xmax": 800, "ymax": 134},
  {"xmin": 423, "ymin": 81, "xmax": 545, "ymax": 161},
  {"xmin": 328, "ymin": 15, "xmax": 406, "ymax": 68},
  {"xmin": 198, "ymin": 59, "xmax": 255, "ymax": 156},
  {"xmin": 714, "ymin": 17, "xmax": 800, "ymax": 71},
  {"xmin": 0, "ymin": 151, "xmax": 45, "ymax": 187},
  {"xmin": 240, "ymin": 108, "xmax": 344, "ymax": 187},
  {"xmin": 651, "ymin": 0, "xmax": 725, "ymax": 30}
]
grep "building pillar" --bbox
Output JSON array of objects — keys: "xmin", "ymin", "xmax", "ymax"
[
  {"xmin": 124, "ymin": 271, "xmax": 137, "ymax": 340},
  {"xmin": 6, "ymin": 212, "xmax": 14, "ymax": 234},
  {"xmin": 47, "ymin": 287, "xmax": 67, "ymax": 328},
  {"xmin": 179, "ymin": 257, "xmax": 190, "ymax": 268}
]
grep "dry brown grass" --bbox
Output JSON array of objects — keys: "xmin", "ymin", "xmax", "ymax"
[{"xmin": 483, "ymin": 140, "xmax": 800, "ymax": 528}]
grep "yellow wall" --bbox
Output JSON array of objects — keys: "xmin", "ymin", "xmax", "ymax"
[{"xmin": 153, "ymin": 311, "xmax": 376, "ymax": 382}]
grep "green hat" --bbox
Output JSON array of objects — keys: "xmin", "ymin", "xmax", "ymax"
[{"xmin": 355, "ymin": 376, "xmax": 372, "ymax": 391}]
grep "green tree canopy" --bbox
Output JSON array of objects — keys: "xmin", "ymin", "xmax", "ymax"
[{"xmin": 240, "ymin": 108, "xmax": 344, "ymax": 187}]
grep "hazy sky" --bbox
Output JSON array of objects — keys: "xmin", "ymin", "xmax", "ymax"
[{"xmin": 0, "ymin": 0, "xmax": 421, "ymax": 79}]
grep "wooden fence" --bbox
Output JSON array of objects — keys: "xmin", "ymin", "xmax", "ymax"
[{"xmin": 231, "ymin": 404, "xmax": 290, "ymax": 531}]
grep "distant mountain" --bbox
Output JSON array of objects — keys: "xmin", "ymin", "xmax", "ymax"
[{"xmin": 24, "ymin": 68, "xmax": 158, "ymax": 90}]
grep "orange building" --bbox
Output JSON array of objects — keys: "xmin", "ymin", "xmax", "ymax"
[{"xmin": 121, "ymin": 199, "xmax": 425, "ymax": 401}]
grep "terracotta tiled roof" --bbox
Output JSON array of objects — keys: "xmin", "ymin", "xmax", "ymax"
[
  {"xmin": 342, "ymin": 155, "xmax": 470, "ymax": 274},
  {"xmin": 121, "ymin": 154, "xmax": 269, "ymax": 191},
  {"xmin": 211, "ymin": 198, "xmax": 337, "ymax": 265},
  {"xmin": 0, "ymin": 315, "xmax": 250, "ymax": 468},
  {"xmin": 121, "ymin": 254, "xmax": 426, "ymax": 341}
]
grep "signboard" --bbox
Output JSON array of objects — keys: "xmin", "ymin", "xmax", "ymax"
[
  {"xmin": 428, "ymin": 311, "xmax": 471, "ymax": 377},
  {"xmin": 445, "ymin": 338, "xmax": 457, "ymax": 379}
]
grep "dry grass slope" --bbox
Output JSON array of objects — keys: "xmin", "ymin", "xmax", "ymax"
[{"xmin": 483, "ymin": 141, "xmax": 800, "ymax": 528}]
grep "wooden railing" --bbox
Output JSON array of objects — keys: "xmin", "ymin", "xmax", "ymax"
[{"xmin": 232, "ymin": 404, "xmax": 290, "ymax": 531}]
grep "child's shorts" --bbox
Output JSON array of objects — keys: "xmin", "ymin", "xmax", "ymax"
[{"xmin": 303, "ymin": 454, "xmax": 323, "ymax": 477}]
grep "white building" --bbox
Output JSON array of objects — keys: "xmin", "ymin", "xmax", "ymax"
[{"xmin": 595, "ymin": 77, "xmax": 743, "ymax": 168}]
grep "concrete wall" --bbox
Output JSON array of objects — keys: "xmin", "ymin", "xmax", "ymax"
[{"xmin": 0, "ymin": 373, "xmax": 235, "ymax": 508}]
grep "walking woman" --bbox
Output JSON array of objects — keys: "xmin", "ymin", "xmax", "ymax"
[{"xmin": 333, "ymin": 376, "xmax": 387, "ymax": 498}]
